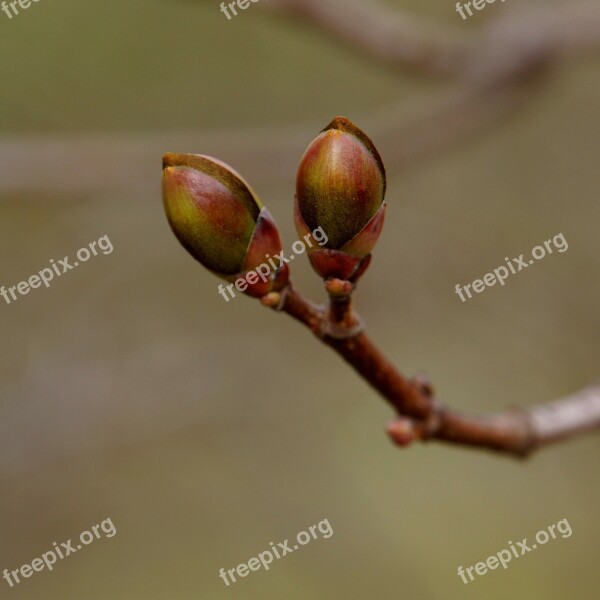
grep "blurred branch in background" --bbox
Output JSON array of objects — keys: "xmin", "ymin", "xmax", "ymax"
[
  {"xmin": 268, "ymin": 0, "xmax": 600, "ymax": 77},
  {"xmin": 263, "ymin": 0, "xmax": 469, "ymax": 77},
  {"xmin": 2, "ymin": 1, "xmax": 600, "ymax": 196},
  {"xmin": 266, "ymin": 0, "xmax": 600, "ymax": 165}
]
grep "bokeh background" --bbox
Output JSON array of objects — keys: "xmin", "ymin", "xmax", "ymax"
[{"xmin": 1, "ymin": 0, "xmax": 599, "ymax": 598}]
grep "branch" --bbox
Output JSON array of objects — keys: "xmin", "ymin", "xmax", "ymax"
[
  {"xmin": 269, "ymin": 0, "xmax": 600, "ymax": 80},
  {"xmin": 271, "ymin": 283, "xmax": 600, "ymax": 458},
  {"xmin": 263, "ymin": 0, "xmax": 600, "ymax": 170},
  {"xmin": 266, "ymin": 0, "xmax": 468, "ymax": 77},
  {"xmin": 5, "ymin": 3, "xmax": 600, "ymax": 197}
]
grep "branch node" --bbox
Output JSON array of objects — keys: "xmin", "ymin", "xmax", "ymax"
[
  {"xmin": 414, "ymin": 398, "xmax": 444, "ymax": 441},
  {"xmin": 321, "ymin": 313, "xmax": 365, "ymax": 339}
]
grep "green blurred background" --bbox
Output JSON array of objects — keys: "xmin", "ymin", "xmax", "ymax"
[{"xmin": 0, "ymin": 0, "xmax": 599, "ymax": 598}]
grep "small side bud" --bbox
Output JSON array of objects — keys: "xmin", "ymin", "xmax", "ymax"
[
  {"xmin": 386, "ymin": 418, "xmax": 416, "ymax": 447},
  {"xmin": 260, "ymin": 292, "xmax": 282, "ymax": 309},
  {"xmin": 324, "ymin": 278, "xmax": 353, "ymax": 297}
]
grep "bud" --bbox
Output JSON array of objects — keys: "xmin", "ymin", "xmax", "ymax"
[
  {"xmin": 295, "ymin": 116, "xmax": 386, "ymax": 281},
  {"xmin": 386, "ymin": 418, "xmax": 416, "ymax": 447},
  {"xmin": 162, "ymin": 153, "xmax": 289, "ymax": 297}
]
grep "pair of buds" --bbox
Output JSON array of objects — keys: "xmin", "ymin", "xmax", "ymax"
[{"xmin": 162, "ymin": 117, "xmax": 387, "ymax": 298}]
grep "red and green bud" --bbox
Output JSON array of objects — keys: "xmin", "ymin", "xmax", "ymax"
[
  {"xmin": 295, "ymin": 117, "xmax": 386, "ymax": 281},
  {"xmin": 162, "ymin": 153, "xmax": 288, "ymax": 297}
]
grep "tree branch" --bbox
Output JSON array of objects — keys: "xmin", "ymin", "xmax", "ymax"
[
  {"xmin": 5, "ymin": 3, "xmax": 600, "ymax": 197},
  {"xmin": 269, "ymin": 0, "xmax": 600, "ymax": 80},
  {"xmin": 266, "ymin": 0, "xmax": 467, "ymax": 77},
  {"xmin": 272, "ymin": 283, "xmax": 600, "ymax": 458},
  {"xmin": 263, "ymin": 0, "xmax": 600, "ymax": 172}
]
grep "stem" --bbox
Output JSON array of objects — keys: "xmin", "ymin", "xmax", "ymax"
[{"xmin": 277, "ymin": 283, "xmax": 600, "ymax": 458}]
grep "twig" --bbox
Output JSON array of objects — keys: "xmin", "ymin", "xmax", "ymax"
[{"xmin": 273, "ymin": 283, "xmax": 600, "ymax": 457}]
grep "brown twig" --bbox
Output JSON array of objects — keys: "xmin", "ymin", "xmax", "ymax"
[{"xmin": 273, "ymin": 283, "xmax": 600, "ymax": 458}]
